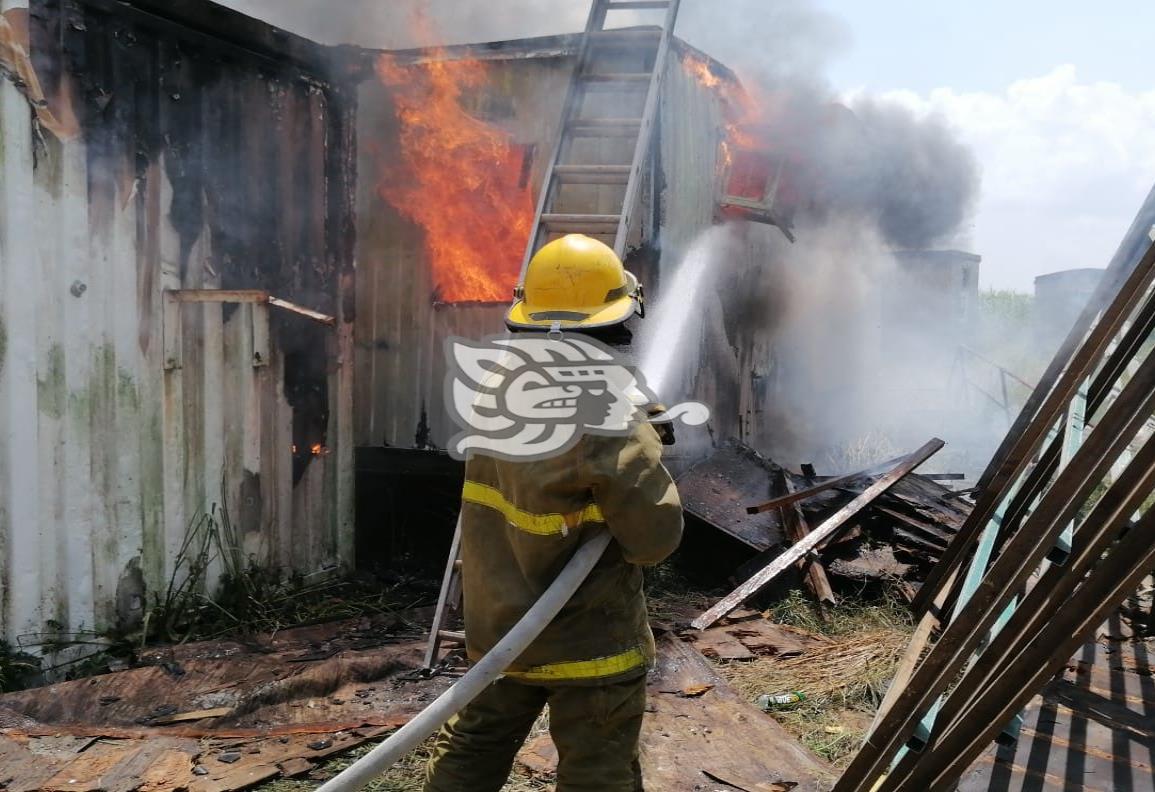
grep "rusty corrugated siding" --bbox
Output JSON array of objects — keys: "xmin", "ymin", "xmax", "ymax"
[
  {"xmin": 0, "ymin": 0, "xmax": 356, "ymax": 647},
  {"xmin": 352, "ymin": 41, "xmax": 753, "ymax": 452},
  {"xmin": 353, "ymin": 55, "xmax": 572, "ymax": 450}
]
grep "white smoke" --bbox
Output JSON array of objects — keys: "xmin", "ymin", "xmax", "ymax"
[
  {"xmin": 216, "ymin": 0, "xmax": 995, "ymax": 474},
  {"xmin": 214, "ymin": 0, "xmax": 597, "ymax": 47}
]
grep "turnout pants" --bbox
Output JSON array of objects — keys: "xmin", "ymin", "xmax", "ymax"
[{"xmin": 423, "ymin": 674, "xmax": 646, "ymax": 792}]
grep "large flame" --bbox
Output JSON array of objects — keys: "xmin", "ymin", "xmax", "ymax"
[{"xmin": 376, "ymin": 50, "xmax": 535, "ymax": 303}]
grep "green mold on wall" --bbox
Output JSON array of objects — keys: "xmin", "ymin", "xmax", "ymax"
[{"xmin": 37, "ymin": 344, "xmax": 66, "ymax": 419}]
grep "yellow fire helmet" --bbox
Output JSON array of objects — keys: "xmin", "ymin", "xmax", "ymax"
[{"xmin": 506, "ymin": 234, "xmax": 644, "ymax": 331}]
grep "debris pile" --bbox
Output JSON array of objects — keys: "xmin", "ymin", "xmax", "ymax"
[
  {"xmin": 0, "ymin": 616, "xmax": 453, "ymax": 792},
  {"xmin": 677, "ymin": 440, "xmax": 970, "ymax": 598}
]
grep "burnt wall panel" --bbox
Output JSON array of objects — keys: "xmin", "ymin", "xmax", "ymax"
[
  {"xmin": 0, "ymin": 0, "xmax": 356, "ymax": 646},
  {"xmin": 353, "ymin": 55, "xmax": 571, "ymax": 451}
]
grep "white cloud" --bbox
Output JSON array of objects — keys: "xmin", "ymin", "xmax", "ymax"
[{"xmin": 857, "ymin": 66, "xmax": 1155, "ymax": 290}]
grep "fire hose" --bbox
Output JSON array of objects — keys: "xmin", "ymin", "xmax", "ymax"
[{"xmin": 315, "ymin": 529, "xmax": 613, "ymax": 792}]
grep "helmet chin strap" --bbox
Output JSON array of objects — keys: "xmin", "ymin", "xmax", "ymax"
[{"xmin": 548, "ymin": 321, "xmax": 563, "ymax": 340}]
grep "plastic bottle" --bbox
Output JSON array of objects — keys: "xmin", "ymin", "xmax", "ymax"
[{"xmin": 756, "ymin": 691, "xmax": 806, "ymax": 710}]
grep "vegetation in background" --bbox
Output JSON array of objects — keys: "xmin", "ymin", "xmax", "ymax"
[
  {"xmin": 978, "ymin": 289, "xmax": 1033, "ymax": 326},
  {"xmin": 0, "ymin": 641, "xmax": 40, "ymax": 693},
  {"xmin": 141, "ymin": 504, "xmax": 433, "ymax": 646},
  {"xmin": 4, "ymin": 505, "xmax": 438, "ymax": 693},
  {"xmin": 973, "ymin": 289, "xmax": 1043, "ymax": 387}
]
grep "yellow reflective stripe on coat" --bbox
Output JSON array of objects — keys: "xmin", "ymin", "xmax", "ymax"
[
  {"xmin": 462, "ymin": 481, "xmax": 605, "ymax": 536},
  {"xmin": 504, "ymin": 647, "xmax": 646, "ymax": 682}
]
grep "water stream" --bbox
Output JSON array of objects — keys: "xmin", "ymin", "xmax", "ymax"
[{"xmin": 638, "ymin": 226, "xmax": 729, "ymax": 399}]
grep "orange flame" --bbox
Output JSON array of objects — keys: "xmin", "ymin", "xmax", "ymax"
[
  {"xmin": 681, "ymin": 52, "xmax": 790, "ymax": 207},
  {"xmin": 680, "ymin": 52, "xmax": 761, "ymax": 174},
  {"xmin": 375, "ymin": 48, "xmax": 535, "ymax": 303},
  {"xmin": 683, "ymin": 52, "xmax": 723, "ymax": 90}
]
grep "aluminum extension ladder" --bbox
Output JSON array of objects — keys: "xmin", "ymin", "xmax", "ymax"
[
  {"xmin": 423, "ymin": 0, "xmax": 681, "ymax": 671},
  {"xmin": 519, "ymin": 0, "xmax": 682, "ymax": 271}
]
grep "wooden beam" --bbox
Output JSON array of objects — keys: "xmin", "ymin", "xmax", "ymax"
[
  {"xmin": 692, "ymin": 439, "xmax": 944, "ymax": 630},
  {"xmin": 772, "ymin": 468, "xmax": 836, "ymax": 605},
  {"xmin": 164, "ymin": 289, "xmax": 335, "ymax": 325},
  {"xmin": 268, "ymin": 297, "xmax": 336, "ymax": 326},
  {"xmin": 746, "ymin": 454, "xmax": 906, "ymax": 515},
  {"xmin": 867, "ymin": 567, "xmax": 960, "ymax": 736},
  {"xmin": 834, "ymin": 345, "xmax": 1155, "ymax": 792},
  {"xmin": 166, "ymin": 288, "xmax": 268, "ymax": 303},
  {"xmin": 912, "ymin": 239, "xmax": 1155, "ymax": 615}
]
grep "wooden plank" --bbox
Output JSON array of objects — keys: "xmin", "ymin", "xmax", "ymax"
[
  {"xmin": 912, "ymin": 239, "xmax": 1155, "ymax": 615},
  {"xmin": 868, "ymin": 567, "xmax": 960, "ymax": 735},
  {"xmin": 638, "ymin": 636, "xmax": 832, "ymax": 790},
  {"xmin": 692, "ymin": 439, "xmax": 944, "ymax": 630},
  {"xmin": 836, "ymin": 349, "xmax": 1155, "ymax": 792},
  {"xmin": 154, "ymin": 706, "xmax": 233, "ymax": 724},
  {"xmin": 166, "ymin": 290, "xmax": 334, "ymax": 325},
  {"xmin": 167, "ymin": 288, "xmax": 268, "ymax": 303},
  {"xmin": 746, "ymin": 454, "xmax": 905, "ymax": 515},
  {"xmin": 267, "ymin": 296, "xmax": 336, "ymax": 326},
  {"xmin": 895, "ymin": 505, "xmax": 1155, "ymax": 791},
  {"xmin": 773, "ymin": 468, "xmax": 835, "ymax": 605},
  {"xmin": 0, "ymin": 736, "xmax": 60, "ymax": 792},
  {"xmin": 922, "ymin": 445, "xmax": 1155, "ymax": 754}
]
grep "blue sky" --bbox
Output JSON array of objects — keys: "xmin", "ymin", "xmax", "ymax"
[
  {"xmin": 820, "ymin": 2, "xmax": 1155, "ymax": 96},
  {"xmin": 813, "ymin": 2, "xmax": 1155, "ymax": 291}
]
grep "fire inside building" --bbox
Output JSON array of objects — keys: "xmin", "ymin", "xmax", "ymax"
[{"xmin": 2, "ymin": 1, "xmax": 1154, "ymax": 790}]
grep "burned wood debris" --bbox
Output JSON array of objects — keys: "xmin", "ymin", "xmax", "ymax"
[
  {"xmin": 677, "ymin": 438, "xmax": 971, "ymax": 601},
  {"xmin": 0, "ymin": 616, "xmax": 454, "ymax": 792}
]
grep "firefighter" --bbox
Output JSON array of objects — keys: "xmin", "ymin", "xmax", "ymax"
[{"xmin": 424, "ymin": 234, "xmax": 684, "ymax": 792}]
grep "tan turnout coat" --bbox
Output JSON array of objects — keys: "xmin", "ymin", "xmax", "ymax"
[{"xmin": 459, "ymin": 421, "xmax": 683, "ymax": 685}]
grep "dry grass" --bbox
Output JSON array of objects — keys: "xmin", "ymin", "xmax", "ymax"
[
  {"xmin": 710, "ymin": 589, "xmax": 915, "ymax": 766},
  {"xmin": 822, "ymin": 431, "xmax": 903, "ymax": 475},
  {"xmin": 721, "ymin": 629, "xmax": 908, "ymax": 704}
]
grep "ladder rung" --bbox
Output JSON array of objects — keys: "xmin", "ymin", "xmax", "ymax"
[
  {"xmin": 542, "ymin": 214, "xmax": 622, "ymax": 231},
  {"xmin": 589, "ymin": 28, "xmax": 663, "ymax": 44},
  {"xmin": 604, "ymin": 1, "xmax": 671, "ymax": 8},
  {"xmin": 453, "ymin": 559, "xmax": 463, "ymax": 570},
  {"xmin": 554, "ymin": 165, "xmax": 631, "ymax": 184},
  {"xmin": 582, "ymin": 72, "xmax": 656, "ymax": 88},
  {"xmin": 581, "ymin": 72, "xmax": 653, "ymax": 84},
  {"xmin": 438, "ymin": 630, "xmax": 466, "ymax": 642},
  {"xmin": 568, "ymin": 118, "xmax": 642, "ymax": 137}
]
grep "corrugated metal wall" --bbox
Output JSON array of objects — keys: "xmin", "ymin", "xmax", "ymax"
[
  {"xmin": 353, "ymin": 51, "xmax": 571, "ymax": 450},
  {"xmin": 353, "ymin": 41, "xmax": 764, "ymax": 453},
  {"xmin": 0, "ymin": 0, "xmax": 356, "ymax": 647}
]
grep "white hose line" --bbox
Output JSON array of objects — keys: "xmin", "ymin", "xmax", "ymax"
[{"xmin": 315, "ymin": 530, "xmax": 613, "ymax": 792}]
